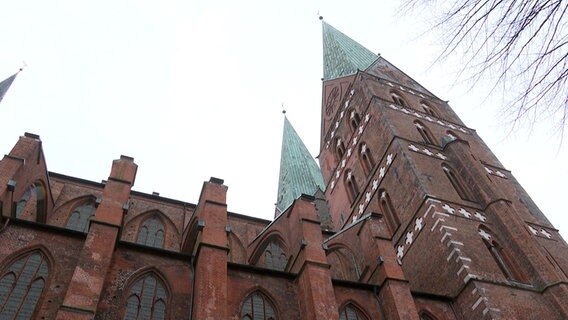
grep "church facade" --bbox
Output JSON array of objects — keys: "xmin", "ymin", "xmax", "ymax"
[{"xmin": 0, "ymin": 21, "xmax": 567, "ymax": 320}]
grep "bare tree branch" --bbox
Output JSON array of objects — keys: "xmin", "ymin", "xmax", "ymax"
[{"xmin": 405, "ymin": 0, "xmax": 568, "ymax": 134}]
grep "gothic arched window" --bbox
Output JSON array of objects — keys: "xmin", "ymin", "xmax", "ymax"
[
  {"xmin": 378, "ymin": 189, "xmax": 400, "ymax": 233},
  {"xmin": 15, "ymin": 182, "xmax": 47, "ymax": 222},
  {"xmin": 240, "ymin": 291, "xmax": 277, "ymax": 320},
  {"xmin": 345, "ymin": 170, "xmax": 359, "ymax": 203},
  {"xmin": 0, "ymin": 250, "xmax": 49, "ymax": 319},
  {"xmin": 419, "ymin": 310, "xmax": 439, "ymax": 320},
  {"xmin": 442, "ymin": 163, "xmax": 475, "ymax": 202},
  {"xmin": 421, "ymin": 102, "xmax": 439, "ymax": 117},
  {"xmin": 66, "ymin": 202, "xmax": 96, "ymax": 232},
  {"xmin": 478, "ymin": 226, "xmax": 525, "ymax": 282},
  {"xmin": 339, "ymin": 304, "xmax": 368, "ymax": 320},
  {"xmin": 349, "ymin": 110, "xmax": 361, "ymax": 131},
  {"xmin": 414, "ymin": 121, "xmax": 438, "ymax": 145},
  {"xmin": 359, "ymin": 143, "xmax": 375, "ymax": 175},
  {"xmin": 391, "ymin": 91, "xmax": 408, "ymax": 107},
  {"xmin": 137, "ymin": 216, "xmax": 165, "ymax": 248},
  {"xmin": 264, "ymin": 241, "xmax": 287, "ymax": 271},
  {"xmin": 123, "ymin": 273, "xmax": 168, "ymax": 320},
  {"xmin": 336, "ymin": 138, "xmax": 346, "ymax": 161}
]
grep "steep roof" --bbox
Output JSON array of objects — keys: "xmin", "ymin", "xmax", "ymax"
[
  {"xmin": 322, "ymin": 21, "xmax": 378, "ymax": 80},
  {"xmin": 276, "ymin": 117, "xmax": 326, "ymax": 213}
]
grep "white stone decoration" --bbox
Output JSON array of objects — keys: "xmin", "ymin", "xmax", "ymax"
[
  {"xmin": 474, "ymin": 212, "xmax": 487, "ymax": 222},
  {"xmin": 330, "ymin": 181, "xmax": 335, "ymax": 189},
  {"xmin": 479, "ymin": 229, "xmax": 492, "ymax": 240},
  {"xmin": 336, "ymin": 170, "xmax": 340, "ymax": 179},
  {"xmin": 347, "ymin": 148, "xmax": 352, "ymax": 157},
  {"xmin": 397, "ymin": 245, "xmax": 404, "ymax": 259},
  {"xmin": 358, "ymin": 203, "xmax": 365, "ymax": 214},
  {"xmin": 358, "ymin": 125, "xmax": 364, "ymax": 134},
  {"xmin": 347, "ymin": 171, "xmax": 352, "ymax": 180},
  {"xmin": 540, "ymin": 229, "xmax": 552, "ymax": 239},
  {"xmin": 352, "ymin": 137, "xmax": 358, "ymax": 146},
  {"xmin": 414, "ymin": 112, "xmax": 423, "ymax": 118},
  {"xmin": 372, "ymin": 179, "xmax": 379, "ymax": 191},
  {"xmin": 484, "ymin": 167, "xmax": 492, "ymax": 174},
  {"xmin": 415, "ymin": 217, "xmax": 424, "ymax": 231},
  {"xmin": 436, "ymin": 153, "xmax": 447, "ymax": 160},
  {"xmin": 442, "ymin": 204, "xmax": 455, "ymax": 214},
  {"xmin": 406, "ymin": 231, "xmax": 414, "ymax": 245},
  {"xmin": 335, "ymin": 121, "xmax": 339, "ymax": 129},
  {"xmin": 350, "ymin": 89, "xmax": 355, "ymax": 96},
  {"xmin": 528, "ymin": 225, "xmax": 538, "ymax": 235},
  {"xmin": 341, "ymin": 159, "xmax": 346, "ymax": 168},
  {"xmin": 365, "ymin": 191, "xmax": 371, "ymax": 203},
  {"xmin": 361, "ymin": 144, "xmax": 367, "ymax": 153},
  {"xmin": 425, "ymin": 116, "xmax": 434, "ymax": 122},
  {"xmin": 409, "ymin": 144, "xmax": 419, "ymax": 152},
  {"xmin": 495, "ymin": 171, "xmax": 506, "ymax": 178},
  {"xmin": 459, "ymin": 208, "xmax": 472, "ymax": 218},
  {"xmin": 423, "ymin": 148, "xmax": 434, "ymax": 156},
  {"xmin": 389, "ymin": 104, "xmax": 399, "ymax": 110},
  {"xmin": 386, "ymin": 154, "xmax": 393, "ymax": 165},
  {"xmin": 336, "ymin": 138, "xmax": 342, "ymax": 147},
  {"xmin": 379, "ymin": 167, "xmax": 386, "ymax": 178},
  {"xmin": 365, "ymin": 114, "xmax": 370, "ymax": 122},
  {"xmin": 340, "ymin": 111, "xmax": 344, "ymax": 118}
]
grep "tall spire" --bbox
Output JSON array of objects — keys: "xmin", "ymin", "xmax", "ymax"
[
  {"xmin": 322, "ymin": 20, "xmax": 378, "ymax": 80},
  {"xmin": 276, "ymin": 117, "xmax": 326, "ymax": 214}
]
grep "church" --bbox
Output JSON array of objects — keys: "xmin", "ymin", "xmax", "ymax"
[{"xmin": 0, "ymin": 20, "xmax": 567, "ymax": 320}]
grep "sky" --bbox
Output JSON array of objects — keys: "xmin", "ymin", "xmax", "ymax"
[{"xmin": 0, "ymin": 1, "xmax": 566, "ymax": 238}]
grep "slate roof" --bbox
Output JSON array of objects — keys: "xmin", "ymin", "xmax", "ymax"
[
  {"xmin": 322, "ymin": 21, "xmax": 378, "ymax": 80},
  {"xmin": 276, "ymin": 117, "xmax": 326, "ymax": 213}
]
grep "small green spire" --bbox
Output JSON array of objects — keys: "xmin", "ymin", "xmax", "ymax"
[
  {"xmin": 322, "ymin": 21, "xmax": 378, "ymax": 80},
  {"xmin": 276, "ymin": 117, "xmax": 326, "ymax": 213}
]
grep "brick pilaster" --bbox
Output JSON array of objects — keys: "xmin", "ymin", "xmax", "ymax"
[
  {"xmin": 191, "ymin": 177, "xmax": 229, "ymax": 320},
  {"xmin": 57, "ymin": 156, "xmax": 137, "ymax": 319}
]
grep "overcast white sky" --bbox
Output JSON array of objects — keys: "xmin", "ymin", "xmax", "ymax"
[{"xmin": 0, "ymin": 1, "xmax": 566, "ymax": 238}]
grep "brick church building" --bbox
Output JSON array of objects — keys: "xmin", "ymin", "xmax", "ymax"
[{"xmin": 0, "ymin": 21, "xmax": 567, "ymax": 319}]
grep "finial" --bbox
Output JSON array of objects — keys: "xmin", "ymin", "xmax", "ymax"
[
  {"xmin": 282, "ymin": 103, "xmax": 286, "ymax": 115},
  {"xmin": 319, "ymin": 15, "xmax": 323, "ymax": 20},
  {"xmin": 19, "ymin": 61, "xmax": 27, "ymax": 72}
]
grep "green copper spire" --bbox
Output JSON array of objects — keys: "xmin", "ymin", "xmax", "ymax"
[
  {"xmin": 322, "ymin": 21, "xmax": 378, "ymax": 80},
  {"xmin": 276, "ymin": 117, "xmax": 326, "ymax": 213}
]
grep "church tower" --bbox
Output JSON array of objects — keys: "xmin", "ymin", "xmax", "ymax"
[{"xmin": 318, "ymin": 20, "xmax": 568, "ymax": 319}]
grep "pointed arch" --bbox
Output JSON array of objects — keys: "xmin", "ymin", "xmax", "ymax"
[
  {"xmin": 359, "ymin": 142, "xmax": 375, "ymax": 175},
  {"xmin": 378, "ymin": 189, "xmax": 400, "ymax": 234},
  {"xmin": 66, "ymin": 198, "xmax": 96, "ymax": 232},
  {"xmin": 390, "ymin": 90, "xmax": 408, "ymax": 107},
  {"xmin": 326, "ymin": 244, "xmax": 362, "ymax": 281},
  {"xmin": 420, "ymin": 101, "xmax": 440, "ymax": 117},
  {"xmin": 349, "ymin": 109, "xmax": 362, "ymax": 132},
  {"xmin": 228, "ymin": 232, "xmax": 247, "ymax": 264},
  {"xmin": 335, "ymin": 138, "xmax": 346, "ymax": 161},
  {"xmin": 125, "ymin": 210, "xmax": 180, "ymax": 249},
  {"xmin": 414, "ymin": 120, "xmax": 438, "ymax": 145},
  {"xmin": 0, "ymin": 247, "xmax": 52, "ymax": 319},
  {"xmin": 338, "ymin": 302, "xmax": 369, "ymax": 320},
  {"xmin": 344, "ymin": 170, "xmax": 359, "ymax": 204},
  {"xmin": 137, "ymin": 215, "xmax": 165, "ymax": 248},
  {"xmin": 419, "ymin": 310, "xmax": 439, "ymax": 320},
  {"xmin": 250, "ymin": 233, "xmax": 289, "ymax": 272},
  {"xmin": 441, "ymin": 163, "xmax": 475, "ymax": 202},
  {"xmin": 240, "ymin": 290, "xmax": 278, "ymax": 320},
  {"xmin": 478, "ymin": 225, "xmax": 526, "ymax": 282},
  {"xmin": 122, "ymin": 268, "xmax": 170, "ymax": 320},
  {"xmin": 15, "ymin": 181, "xmax": 47, "ymax": 222}
]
